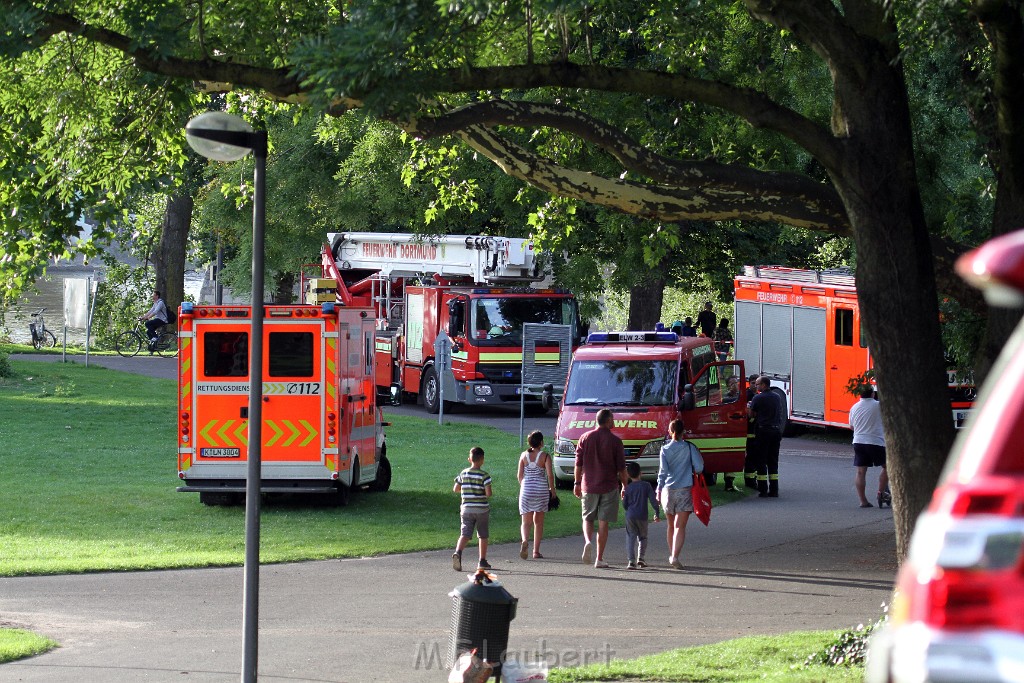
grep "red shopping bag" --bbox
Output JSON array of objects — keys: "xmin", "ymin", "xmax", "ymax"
[{"xmin": 692, "ymin": 472, "xmax": 712, "ymax": 526}]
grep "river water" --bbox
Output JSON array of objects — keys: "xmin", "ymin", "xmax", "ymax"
[{"xmin": 2, "ymin": 263, "xmax": 208, "ymax": 347}]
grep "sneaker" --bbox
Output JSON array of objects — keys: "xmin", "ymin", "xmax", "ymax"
[
  {"xmin": 670, "ymin": 558, "xmax": 684, "ymax": 570},
  {"xmin": 724, "ymin": 484, "xmax": 738, "ymax": 492},
  {"xmin": 594, "ymin": 560, "xmax": 610, "ymax": 569},
  {"xmin": 452, "ymin": 552, "xmax": 462, "ymax": 572},
  {"xmin": 626, "ymin": 561, "xmax": 638, "ymax": 570},
  {"xmin": 636, "ymin": 560, "xmax": 648, "ymax": 569},
  {"xmin": 582, "ymin": 542, "xmax": 592, "ymax": 565},
  {"xmin": 477, "ymin": 558, "xmax": 492, "ymax": 569}
]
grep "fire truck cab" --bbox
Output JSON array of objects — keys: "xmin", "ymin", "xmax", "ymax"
[
  {"xmin": 317, "ymin": 232, "xmax": 584, "ymax": 413},
  {"xmin": 551, "ymin": 331, "xmax": 748, "ymax": 486},
  {"xmin": 175, "ymin": 301, "xmax": 395, "ymax": 506}
]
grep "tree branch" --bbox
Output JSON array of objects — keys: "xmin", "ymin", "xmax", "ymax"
[
  {"xmin": 455, "ymin": 125, "xmax": 850, "ymax": 233},
  {"xmin": 408, "ymin": 98, "xmax": 849, "ymax": 232},
  {"xmin": 422, "ymin": 63, "xmax": 844, "ymax": 174},
  {"xmin": 31, "ymin": 8, "xmax": 303, "ymax": 99}
]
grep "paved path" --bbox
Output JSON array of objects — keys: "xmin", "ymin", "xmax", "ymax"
[{"xmin": 2, "ymin": 355, "xmax": 896, "ymax": 682}]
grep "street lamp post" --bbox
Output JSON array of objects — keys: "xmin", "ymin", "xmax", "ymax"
[{"xmin": 185, "ymin": 111, "xmax": 268, "ymax": 683}]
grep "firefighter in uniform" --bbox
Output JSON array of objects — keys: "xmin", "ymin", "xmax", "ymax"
[{"xmin": 746, "ymin": 375, "xmax": 784, "ymax": 497}]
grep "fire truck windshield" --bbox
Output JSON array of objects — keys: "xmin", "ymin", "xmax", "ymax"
[
  {"xmin": 564, "ymin": 360, "xmax": 678, "ymax": 406},
  {"xmin": 470, "ymin": 297, "xmax": 578, "ymax": 345}
]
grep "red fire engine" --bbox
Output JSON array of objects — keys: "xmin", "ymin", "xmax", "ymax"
[
  {"xmin": 175, "ymin": 300, "xmax": 396, "ymax": 505},
  {"xmin": 313, "ymin": 232, "xmax": 583, "ymax": 413},
  {"xmin": 733, "ymin": 265, "xmax": 974, "ymax": 431}
]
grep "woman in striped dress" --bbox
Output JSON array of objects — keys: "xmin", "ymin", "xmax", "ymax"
[{"xmin": 518, "ymin": 430, "xmax": 556, "ymax": 559}]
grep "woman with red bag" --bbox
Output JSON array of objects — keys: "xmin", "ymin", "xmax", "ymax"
[{"xmin": 656, "ymin": 419, "xmax": 705, "ymax": 570}]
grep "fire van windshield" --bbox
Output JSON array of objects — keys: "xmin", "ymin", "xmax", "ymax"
[{"xmin": 564, "ymin": 360, "xmax": 677, "ymax": 406}]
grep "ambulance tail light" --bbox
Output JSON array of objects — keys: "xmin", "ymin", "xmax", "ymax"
[
  {"xmin": 180, "ymin": 412, "xmax": 190, "ymax": 443},
  {"xmin": 327, "ymin": 412, "xmax": 337, "ymax": 442},
  {"xmin": 178, "ymin": 471, "xmax": 186, "ymax": 479}
]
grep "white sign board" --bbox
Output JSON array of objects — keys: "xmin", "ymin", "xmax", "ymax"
[{"xmin": 63, "ymin": 278, "xmax": 97, "ymax": 330}]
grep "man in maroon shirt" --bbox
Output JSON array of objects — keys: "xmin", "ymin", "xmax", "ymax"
[{"xmin": 574, "ymin": 408, "xmax": 628, "ymax": 568}]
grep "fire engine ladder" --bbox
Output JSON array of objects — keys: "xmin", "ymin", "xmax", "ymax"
[
  {"xmin": 327, "ymin": 232, "xmax": 543, "ymax": 285},
  {"xmin": 742, "ymin": 265, "xmax": 855, "ymax": 287},
  {"xmin": 369, "ymin": 275, "xmax": 404, "ymax": 330}
]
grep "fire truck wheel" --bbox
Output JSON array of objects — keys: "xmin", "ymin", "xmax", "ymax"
[
  {"xmin": 422, "ymin": 367, "xmax": 441, "ymax": 414},
  {"xmin": 370, "ymin": 455, "xmax": 392, "ymax": 492}
]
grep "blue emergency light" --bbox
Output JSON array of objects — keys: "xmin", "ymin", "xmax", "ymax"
[{"xmin": 587, "ymin": 331, "xmax": 678, "ymax": 343}]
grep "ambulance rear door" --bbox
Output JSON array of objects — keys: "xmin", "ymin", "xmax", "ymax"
[
  {"xmin": 191, "ymin": 315, "xmax": 326, "ymax": 481},
  {"xmin": 260, "ymin": 317, "xmax": 326, "ymax": 478}
]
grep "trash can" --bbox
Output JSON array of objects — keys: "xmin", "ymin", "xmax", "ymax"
[{"xmin": 447, "ymin": 569, "xmax": 518, "ymax": 678}]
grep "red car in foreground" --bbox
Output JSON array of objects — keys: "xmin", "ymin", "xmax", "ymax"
[{"xmin": 866, "ymin": 231, "xmax": 1024, "ymax": 683}]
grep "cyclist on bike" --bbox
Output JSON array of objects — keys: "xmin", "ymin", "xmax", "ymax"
[{"xmin": 139, "ymin": 290, "xmax": 169, "ymax": 344}]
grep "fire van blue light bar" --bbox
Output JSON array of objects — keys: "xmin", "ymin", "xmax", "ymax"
[{"xmin": 587, "ymin": 331, "xmax": 678, "ymax": 343}]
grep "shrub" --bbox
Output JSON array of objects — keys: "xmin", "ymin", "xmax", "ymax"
[{"xmin": 805, "ymin": 606, "xmax": 887, "ymax": 668}]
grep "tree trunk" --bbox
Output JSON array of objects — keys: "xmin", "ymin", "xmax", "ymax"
[
  {"xmin": 153, "ymin": 193, "xmax": 192, "ymax": 318},
  {"xmin": 974, "ymin": 2, "xmax": 1024, "ymax": 384},
  {"xmin": 830, "ymin": 26, "xmax": 957, "ymax": 561},
  {"xmin": 626, "ymin": 276, "xmax": 665, "ymax": 331}
]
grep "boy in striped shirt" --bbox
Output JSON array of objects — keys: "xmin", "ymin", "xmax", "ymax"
[{"xmin": 453, "ymin": 446, "xmax": 493, "ymax": 571}]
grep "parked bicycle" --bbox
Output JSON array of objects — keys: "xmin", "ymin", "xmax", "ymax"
[
  {"xmin": 28, "ymin": 308, "xmax": 57, "ymax": 350},
  {"xmin": 114, "ymin": 321, "xmax": 177, "ymax": 358}
]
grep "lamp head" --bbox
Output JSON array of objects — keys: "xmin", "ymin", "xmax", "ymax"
[{"xmin": 185, "ymin": 111, "xmax": 255, "ymax": 162}]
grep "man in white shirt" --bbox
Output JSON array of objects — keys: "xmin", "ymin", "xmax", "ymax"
[{"xmin": 848, "ymin": 385, "xmax": 890, "ymax": 508}]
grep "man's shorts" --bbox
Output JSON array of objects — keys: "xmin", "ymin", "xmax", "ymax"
[
  {"xmin": 460, "ymin": 509, "xmax": 490, "ymax": 539},
  {"xmin": 660, "ymin": 486, "xmax": 694, "ymax": 515},
  {"xmin": 581, "ymin": 491, "xmax": 620, "ymax": 523},
  {"xmin": 853, "ymin": 443, "xmax": 887, "ymax": 468}
]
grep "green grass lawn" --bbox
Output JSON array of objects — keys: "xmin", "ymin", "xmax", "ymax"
[
  {"xmin": 0, "ymin": 357, "xmax": 751, "ymax": 575},
  {"xmin": 0, "ymin": 357, "xmax": 863, "ymax": 678},
  {"xmin": 547, "ymin": 630, "xmax": 863, "ymax": 682},
  {"xmin": 0, "ymin": 629, "xmax": 58, "ymax": 664}
]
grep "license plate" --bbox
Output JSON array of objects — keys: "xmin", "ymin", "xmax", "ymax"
[{"xmin": 201, "ymin": 448, "xmax": 241, "ymax": 458}]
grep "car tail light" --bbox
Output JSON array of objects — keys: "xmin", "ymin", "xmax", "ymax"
[{"xmin": 893, "ymin": 479, "xmax": 1024, "ymax": 633}]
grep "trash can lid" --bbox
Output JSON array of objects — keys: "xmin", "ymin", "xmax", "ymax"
[{"xmin": 450, "ymin": 572, "xmax": 516, "ymax": 605}]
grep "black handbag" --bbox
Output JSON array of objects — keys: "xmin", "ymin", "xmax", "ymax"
[{"xmin": 548, "ymin": 490, "xmax": 560, "ymax": 510}]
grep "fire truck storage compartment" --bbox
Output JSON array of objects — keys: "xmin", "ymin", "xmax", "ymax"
[
  {"xmin": 735, "ymin": 301, "xmax": 827, "ymax": 421},
  {"xmin": 791, "ymin": 307, "xmax": 826, "ymax": 420}
]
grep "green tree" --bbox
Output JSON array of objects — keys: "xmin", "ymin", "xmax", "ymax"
[{"xmin": 0, "ymin": 0, "xmax": 1019, "ymax": 559}]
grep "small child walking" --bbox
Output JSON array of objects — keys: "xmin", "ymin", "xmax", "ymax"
[
  {"xmin": 453, "ymin": 446, "xmax": 493, "ymax": 571},
  {"xmin": 622, "ymin": 461, "xmax": 660, "ymax": 569}
]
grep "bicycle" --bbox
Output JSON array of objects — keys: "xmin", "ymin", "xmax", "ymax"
[
  {"xmin": 29, "ymin": 308, "xmax": 57, "ymax": 350},
  {"xmin": 114, "ymin": 321, "xmax": 178, "ymax": 358}
]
